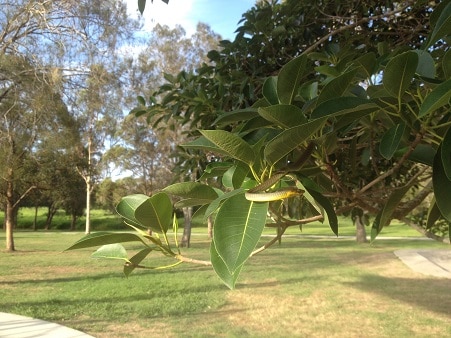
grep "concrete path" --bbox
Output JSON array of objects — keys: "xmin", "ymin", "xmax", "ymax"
[
  {"xmin": 0, "ymin": 313, "xmax": 94, "ymax": 338},
  {"xmin": 394, "ymin": 249, "xmax": 451, "ymax": 278}
]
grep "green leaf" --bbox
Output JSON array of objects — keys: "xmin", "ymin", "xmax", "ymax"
[
  {"xmin": 408, "ymin": 144, "xmax": 436, "ymax": 166},
  {"xmin": 443, "ymin": 49, "xmax": 451, "ymax": 79},
  {"xmin": 298, "ymin": 176, "xmax": 338, "ymax": 236},
  {"xmin": 204, "ymin": 188, "xmax": 245, "ymax": 220},
  {"xmin": 264, "ymin": 118, "xmax": 325, "ymax": 166},
  {"xmin": 418, "ymin": 79, "xmax": 451, "ymax": 117},
  {"xmin": 316, "ymin": 69, "xmax": 357, "ymax": 105},
  {"xmin": 182, "ymin": 136, "xmax": 229, "ymax": 156},
  {"xmin": 91, "ymin": 244, "xmax": 128, "ymax": 261},
  {"xmin": 65, "ymin": 232, "xmax": 147, "ymax": 251},
  {"xmin": 222, "ymin": 164, "xmax": 249, "ymax": 189},
  {"xmin": 134, "ymin": 192, "xmax": 173, "ymax": 234},
  {"xmin": 425, "ymin": 0, "xmax": 451, "ymax": 49},
  {"xmin": 213, "ymin": 193, "xmax": 268, "ymax": 274},
  {"xmin": 311, "ymin": 97, "xmax": 378, "ymax": 120},
  {"xmin": 434, "ymin": 145, "xmax": 451, "ymax": 223},
  {"xmin": 138, "ymin": 0, "xmax": 146, "ymax": 14},
  {"xmin": 414, "ymin": 50, "xmax": 436, "ymax": 78},
  {"xmin": 200, "ymin": 130, "xmax": 255, "ymax": 166},
  {"xmin": 116, "ymin": 194, "xmax": 151, "ymax": 228},
  {"xmin": 163, "ymin": 182, "xmax": 219, "ymax": 203},
  {"xmin": 258, "ymin": 104, "xmax": 307, "ymax": 128},
  {"xmin": 210, "ymin": 241, "xmax": 243, "ymax": 289},
  {"xmin": 371, "ymin": 183, "xmax": 413, "ymax": 242},
  {"xmin": 426, "ymin": 197, "xmax": 442, "ymax": 231},
  {"xmin": 379, "ymin": 123, "xmax": 406, "ymax": 160},
  {"xmin": 262, "ymin": 76, "xmax": 279, "ymax": 105},
  {"xmin": 124, "ymin": 248, "xmax": 153, "ymax": 277},
  {"xmin": 441, "ymin": 128, "xmax": 451, "ymax": 180},
  {"xmin": 353, "ymin": 52, "xmax": 377, "ymax": 79},
  {"xmin": 277, "ymin": 54, "xmax": 307, "ymax": 104},
  {"xmin": 383, "ymin": 51, "xmax": 418, "ymax": 99},
  {"xmin": 213, "ymin": 108, "xmax": 260, "ymax": 126}
]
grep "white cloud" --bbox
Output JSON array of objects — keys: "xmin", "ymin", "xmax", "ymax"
[{"xmin": 127, "ymin": 0, "xmax": 197, "ymax": 35}]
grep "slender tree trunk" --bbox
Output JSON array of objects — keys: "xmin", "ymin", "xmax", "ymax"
[
  {"xmin": 85, "ymin": 175, "xmax": 91, "ymax": 234},
  {"xmin": 181, "ymin": 207, "xmax": 192, "ymax": 247},
  {"xmin": 355, "ymin": 215, "xmax": 368, "ymax": 243},
  {"xmin": 5, "ymin": 175, "xmax": 15, "ymax": 252},
  {"xmin": 70, "ymin": 213, "xmax": 78, "ymax": 231},
  {"xmin": 45, "ymin": 204, "xmax": 57, "ymax": 230},
  {"xmin": 207, "ymin": 215, "xmax": 213, "ymax": 239},
  {"xmin": 33, "ymin": 205, "xmax": 38, "ymax": 231}
]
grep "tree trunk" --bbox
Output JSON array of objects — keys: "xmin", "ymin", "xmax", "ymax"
[
  {"xmin": 70, "ymin": 213, "xmax": 78, "ymax": 231},
  {"xmin": 33, "ymin": 205, "xmax": 38, "ymax": 231},
  {"xmin": 355, "ymin": 215, "xmax": 368, "ymax": 243},
  {"xmin": 85, "ymin": 174, "xmax": 91, "ymax": 234},
  {"xmin": 45, "ymin": 204, "xmax": 57, "ymax": 230},
  {"xmin": 5, "ymin": 177, "xmax": 15, "ymax": 251},
  {"xmin": 207, "ymin": 215, "xmax": 213, "ymax": 239},
  {"xmin": 180, "ymin": 207, "xmax": 192, "ymax": 248}
]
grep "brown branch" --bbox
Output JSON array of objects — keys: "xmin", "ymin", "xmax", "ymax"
[
  {"xmin": 302, "ymin": 1, "xmax": 415, "ymax": 54},
  {"xmin": 357, "ymin": 132, "xmax": 424, "ymax": 195}
]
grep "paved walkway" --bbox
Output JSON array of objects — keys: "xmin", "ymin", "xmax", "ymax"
[
  {"xmin": 0, "ymin": 313, "xmax": 94, "ymax": 338},
  {"xmin": 394, "ymin": 249, "xmax": 451, "ymax": 279},
  {"xmin": 0, "ymin": 248, "xmax": 449, "ymax": 337}
]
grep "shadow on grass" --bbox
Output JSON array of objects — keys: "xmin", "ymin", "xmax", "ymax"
[{"xmin": 345, "ymin": 274, "xmax": 451, "ymax": 316}]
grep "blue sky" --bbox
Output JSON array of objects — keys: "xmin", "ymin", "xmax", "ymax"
[{"xmin": 127, "ymin": 0, "xmax": 255, "ymax": 40}]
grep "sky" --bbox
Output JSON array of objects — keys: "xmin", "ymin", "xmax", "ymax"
[{"xmin": 127, "ymin": 0, "xmax": 256, "ymax": 40}]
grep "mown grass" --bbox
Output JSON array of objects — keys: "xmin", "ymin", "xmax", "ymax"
[{"xmin": 0, "ymin": 228, "xmax": 450, "ymax": 337}]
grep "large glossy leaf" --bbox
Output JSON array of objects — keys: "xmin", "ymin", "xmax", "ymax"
[
  {"xmin": 123, "ymin": 247, "xmax": 153, "ymax": 277},
  {"xmin": 383, "ymin": 51, "xmax": 418, "ymax": 99},
  {"xmin": 433, "ymin": 145, "xmax": 451, "ymax": 223},
  {"xmin": 222, "ymin": 164, "xmax": 249, "ymax": 189},
  {"xmin": 262, "ymin": 76, "xmax": 279, "ymax": 105},
  {"xmin": 298, "ymin": 176, "xmax": 338, "ymax": 236},
  {"xmin": 91, "ymin": 244, "xmax": 128, "ymax": 261},
  {"xmin": 264, "ymin": 118, "xmax": 325, "ymax": 166},
  {"xmin": 311, "ymin": 97, "xmax": 378, "ymax": 120},
  {"xmin": 210, "ymin": 241, "xmax": 243, "ymax": 289},
  {"xmin": 213, "ymin": 193, "xmax": 268, "ymax": 274},
  {"xmin": 353, "ymin": 52, "xmax": 377, "ymax": 79},
  {"xmin": 163, "ymin": 182, "xmax": 219, "ymax": 203},
  {"xmin": 116, "ymin": 194, "xmax": 150, "ymax": 227},
  {"xmin": 258, "ymin": 104, "xmax": 307, "ymax": 128},
  {"xmin": 441, "ymin": 128, "xmax": 451, "ymax": 180},
  {"xmin": 425, "ymin": 0, "xmax": 451, "ymax": 49},
  {"xmin": 426, "ymin": 197, "xmax": 441, "ymax": 231},
  {"xmin": 182, "ymin": 136, "xmax": 229, "ymax": 156},
  {"xmin": 277, "ymin": 54, "xmax": 307, "ymax": 104},
  {"xmin": 204, "ymin": 188, "xmax": 245, "ymax": 220},
  {"xmin": 408, "ymin": 144, "xmax": 436, "ymax": 166},
  {"xmin": 200, "ymin": 130, "xmax": 255, "ymax": 166},
  {"xmin": 138, "ymin": 0, "xmax": 146, "ymax": 14},
  {"xmin": 316, "ymin": 69, "xmax": 357, "ymax": 105},
  {"xmin": 444, "ymin": 49, "xmax": 451, "ymax": 79},
  {"xmin": 414, "ymin": 50, "xmax": 436, "ymax": 78},
  {"xmin": 418, "ymin": 79, "xmax": 451, "ymax": 117},
  {"xmin": 65, "ymin": 232, "xmax": 147, "ymax": 251},
  {"xmin": 379, "ymin": 123, "xmax": 406, "ymax": 160},
  {"xmin": 371, "ymin": 183, "xmax": 414, "ymax": 242},
  {"xmin": 134, "ymin": 192, "xmax": 173, "ymax": 234}
]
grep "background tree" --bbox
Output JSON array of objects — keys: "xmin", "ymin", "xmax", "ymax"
[{"xmin": 0, "ymin": 0, "xmax": 140, "ymax": 249}]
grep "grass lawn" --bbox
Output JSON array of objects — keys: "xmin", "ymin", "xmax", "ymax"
[{"xmin": 0, "ymin": 227, "xmax": 450, "ymax": 337}]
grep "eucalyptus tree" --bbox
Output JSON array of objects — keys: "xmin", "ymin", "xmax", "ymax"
[
  {"xmin": 0, "ymin": 0, "xmax": 141, "ymax": 249},
  {"xmin": 112, "ymin": 22, "xmax": 221, "ymax": 245}
]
